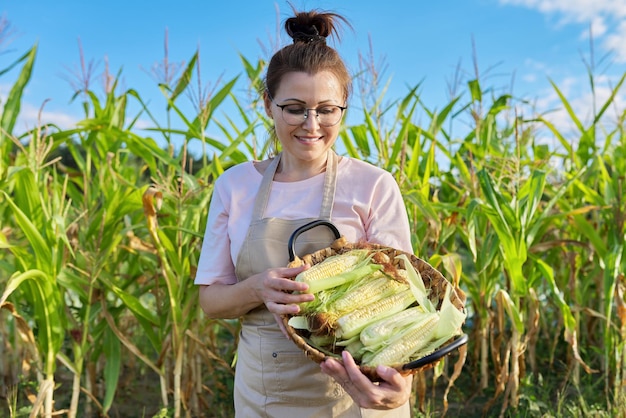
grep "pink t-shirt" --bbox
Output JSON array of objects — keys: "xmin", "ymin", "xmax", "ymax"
[{"xmin": 195, "ymin": 157, "xmax": 412, "ymax": 285}]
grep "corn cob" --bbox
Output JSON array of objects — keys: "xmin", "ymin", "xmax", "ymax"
[
  {"xmin": 306, "ymin": 273, "xmax": 408, "ymax": 335},
  {"xmin": 331, "ymin": 274, "xmax": 408, "ymax": 315},
  {"xmin": 363, "ymin": 312, "xmax": 439, "ymax": 367},
  {"xmin": 359, "ymin": 305, "xmax": 426, "ymax": 347},
  {"xmin": 335, "ymin": 289, "xmax": 416, "ymax": 339},
  {"xmin": 295, "ymin": 250, "xmax": 368, "ymax": 291}
]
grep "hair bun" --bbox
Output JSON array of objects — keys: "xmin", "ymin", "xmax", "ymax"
[
  {"xmin": 284, "ymin": 10, "xmax": 348, "ymax": 44},
  {"xmin": 286, "ymin": 20, "xmax": 326, "ymax": 44}
]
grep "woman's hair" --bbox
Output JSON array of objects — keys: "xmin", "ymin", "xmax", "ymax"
[{"xmin": 264, "ymin": 9, "xmax": 352, "ymax": 103}]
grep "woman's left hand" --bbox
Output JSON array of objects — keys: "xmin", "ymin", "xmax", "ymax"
[{"xmin": 320, "ymin": 350, "xmax": 412, "ymax": 410}]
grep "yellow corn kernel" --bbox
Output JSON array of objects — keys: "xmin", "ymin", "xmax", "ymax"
[
  {"xmin": 332, "ymin": 274, "xmax": 408, "ymax": 315},
  {"xmin": 336, "ymin": 289, "xmax": 415, "ymax": 339},
  {"xmin": 295, "ymin": 251, "xmax": 363, "ymax": 285}
]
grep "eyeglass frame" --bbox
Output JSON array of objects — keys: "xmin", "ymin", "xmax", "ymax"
[{"xmin": 266, "ymin": 91, "xmax": 347, "ymax": 127}]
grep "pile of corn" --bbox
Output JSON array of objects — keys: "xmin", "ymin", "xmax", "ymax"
[{"xmin": 287, "ymin": 248, "xmax": 466, "ymax": 368}]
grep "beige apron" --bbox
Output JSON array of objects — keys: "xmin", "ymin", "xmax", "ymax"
[{"xmin": 233, "ymin": 151, "xmax": 410, "ymax": 418}]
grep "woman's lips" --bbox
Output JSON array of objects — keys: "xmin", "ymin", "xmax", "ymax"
[{"xmin": 296, "ymin": 136, "xmax": 323, "ymax": 143}]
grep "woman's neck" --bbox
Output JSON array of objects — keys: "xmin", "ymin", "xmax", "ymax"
[{"xmin": 274, "ymin": 153, "xmax": 329, "ymax": 182}]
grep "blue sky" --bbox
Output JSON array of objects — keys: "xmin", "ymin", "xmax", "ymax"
[{"xmin": 2, "ymin": 0, "xmax": 626, "ymax": 148}]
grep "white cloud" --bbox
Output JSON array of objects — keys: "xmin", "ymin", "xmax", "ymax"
[
  {"xmin": 603, "ymin": 20, "xmax": 626, "ymax": 63},
  {"xmin": 12, "ymin": 102, "xmax": 80, "ymax": 133},
  {"xmin": 499, "ymin": 0, "xmax": 626, "ymax": 21},
  {"xmin": 133, "ymin": 118, "xmax": 153, "ymax": 130},
  {"xmin": 496, "ymin": 0, "xmax": 626, "ymax": 152},
  {"xmin": 499, "ymin": 0, "xmax": 626, "ymax": 61},
  {"xmin": 588, "ymin": 16, "xmax": 608, "ymax": 38},
  {"xmin": 1, "ymin": 84, "xmax": 80, "ymax": 133},
  {"xmin": 521, "ymin": 58, "xmax": 552, "ymax": 83},
  {"xmin": 519, "ymin": 73, "xmax": 626, "ymax": 150}
]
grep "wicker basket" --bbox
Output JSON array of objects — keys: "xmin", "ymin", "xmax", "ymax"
[{"xmin": 282, "ymin": 220, "xmax": 468, "ymax": 381}]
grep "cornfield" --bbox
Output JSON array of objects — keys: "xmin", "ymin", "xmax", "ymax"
[{"xmin": 1, "ymin": 31, "xmax": 625, "ymax": 418}]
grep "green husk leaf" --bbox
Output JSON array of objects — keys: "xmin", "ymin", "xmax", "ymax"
[
  {"xmin": 360, "ymin": 305, "xmax": 427, "ymax": 348},
  {"xmin": 395, "ymin": 254, "xmax": 435, "ymax": 312},
  {"xmin": 434, "ymin": 285, "xmax": 467, "ymax": 339},
  {"xmin": 288, "ymin": 316, "xmax": 309, "ymax": 330}
]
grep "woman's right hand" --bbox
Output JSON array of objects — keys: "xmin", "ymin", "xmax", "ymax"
[
  {"xmin": 253, "ymin": 264, "xmax": 315, "ymax": 316},
  {"xmin": 251, "ymin": 265, "xmax": 315, "ymax": 339},
  {"xmin": 198, "ymin": 265, "xmax": 314, "ymax": 329}
]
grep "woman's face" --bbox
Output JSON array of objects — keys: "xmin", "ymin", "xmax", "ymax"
[{"xmin": 266, "ymin": 71, "xmax": 345, "ymax": 165}]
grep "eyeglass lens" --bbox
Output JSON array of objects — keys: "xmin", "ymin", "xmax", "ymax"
[{"xmin": 280, "ymin": 104, "xmax": 344, "ymax": 126}]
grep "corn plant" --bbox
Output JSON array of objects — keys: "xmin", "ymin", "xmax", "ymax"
[
  {"xmin": 2, "ymin": 26, "xmax": 626, "ymax": 417},
  {"xmin": 536, "ymin": 73, "xmax": 626, "ymax": 409},
  {"xmin": 0, "ymin": 130, "xmax": 70, "ymax": 417}
]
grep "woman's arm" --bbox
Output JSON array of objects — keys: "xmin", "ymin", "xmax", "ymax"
[{"xmin": 198, "ymin": 265, "xmax": 315, "ymax": 319}]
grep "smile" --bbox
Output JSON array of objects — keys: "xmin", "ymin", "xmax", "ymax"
[{"xmin": 296, "ymin": 136, "xmax": 323, "ymax": 143}]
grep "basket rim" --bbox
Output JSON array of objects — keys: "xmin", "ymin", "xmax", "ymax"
[{"xmin": 283, "ymin": 237, "xmax": 467, "ymax": 380}]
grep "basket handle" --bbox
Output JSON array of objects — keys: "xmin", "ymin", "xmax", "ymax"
[
  {"xmin": 402, "ymin": 333, "xmax": 469, "ymax": 371},
  {"xmin": 288, "ymin": 220, "xmax": 341, "ymax": 262}
]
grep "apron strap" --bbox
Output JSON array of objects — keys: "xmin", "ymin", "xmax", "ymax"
[
  {"xmin": 250, "ymin": 153, "xmax": 282, "ymax": 222},
  {"xmin": 319, "ymin": 150, "xmax": 337, "ymax": 220},
  {"xmin": 250, "ymin": 150, "xmax": 338, "ymax": 221}
]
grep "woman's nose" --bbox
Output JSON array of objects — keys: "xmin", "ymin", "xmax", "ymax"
[{"xmin": 302, "ymin": 109, "xmax": 321, "ymax": 129}]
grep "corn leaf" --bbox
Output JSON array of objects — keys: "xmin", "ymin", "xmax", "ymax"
[
  {"xmin": 0, "ymin": 190, "xmax": 52, "ymax": 272},
  {"xmin": 102, "ymin": 327, "xmax": 122, "ymax": 414},
  {"xmin": 1, "ymin": 45, "xmax": 37, "ymax": 137},
  {"xmin": 496, "ymin": 289, "xmax": 524, "ymax": 334}
]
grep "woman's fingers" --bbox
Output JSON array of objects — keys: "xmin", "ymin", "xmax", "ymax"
[
  {"xmin": 320, "ymin": 351, "xmax": 412, "ymax": 410},
  {"xmin": 261, "ymin": 265, "xmax": 314, "ymax": 314},
  {"xmin": 273, "ymin": 313, "xmax": 291, "ymax": 339}
]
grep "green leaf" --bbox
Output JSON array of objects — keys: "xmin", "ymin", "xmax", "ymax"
[
  {"xmin": 431, "ymin": 96, "xmax": 460, "ymax": 134},
  {"xmin": 363, "ymin": 109, "xmax": 381, "ymax": 157},
  {"xmin": 405, "ymin": 125, "xmax": 422, "ymax": 181},
  {"xmin": 169, "ymin": 51, "xmax": 198, "ymax": 106},
  {"xmin": 592, "ymin": 72, "xmax": 626, "ymax": 125},
  {"xmin": 110, "ymin": 285, "xmax": 159, "ymax": 325},
  {"xmin": 0, "ymin": 190, "xmax": 52, "ymax": 272},
  {"xmin": 496, "ymin": 289, "xmax": 524, "ymax": 334},
  {"xmin": 386, "ymin": 99, "xmax": 417, "ymax": 172},
  {"xmin": 519, "ymin": 170, "xmax": 546, "ymax": 230},
  {"xmin": 532, "ymin": 256, "xmax": 576, "ymax": 332},
  {"xmin": 603, "ymin": 244, "xmax": 624, "ymax": 329},
  {"xmin": 477, "ymin": 170, "xmax": 527, "ymax": 294},
  {"xmin": 1, "ymin": 45, "xmax": 37, "ymax": 136},
  {"xmin": 1, "ymin": 269, "xmax": 64, "ymax": 376},
  {"xmin": 102, "ymin": 326, "xmax": 121, "ymax": 413},
  {"xmin": 572, "ymin": 214, "xmax": 608, "ymax": 260},
  {"xmin": 468, "ymin": 79, "xmax": 482, "ymax": 102}
]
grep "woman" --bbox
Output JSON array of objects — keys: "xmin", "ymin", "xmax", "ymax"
[{"xmin": 196, "ymin": 8, "xmax": 414, "ymax": 417}]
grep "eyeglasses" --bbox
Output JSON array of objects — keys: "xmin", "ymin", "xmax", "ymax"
[{"xmin": 268, "ymin": 94, "xmax": 347, "ymax": 127}]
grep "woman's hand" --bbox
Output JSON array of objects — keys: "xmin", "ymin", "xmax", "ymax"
[
  {"xmin": 255, "ymin": 265, "xmax": 314, "ymax": 313},
  {"xmin": 198, "ymin": 265, "xmax": 314, "ymax": 321},
  {"xmin": 320, "ymin": 350, "xmax": 412, "ymax": 410},
  {"xmin": 250, "ymin": 265, "xmax": 315, "ymax": 337}
]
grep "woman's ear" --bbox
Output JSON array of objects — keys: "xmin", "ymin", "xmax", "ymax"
[{"xmin": 263, "ymin": 91, "xmax": 273, "ymax": 118}]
